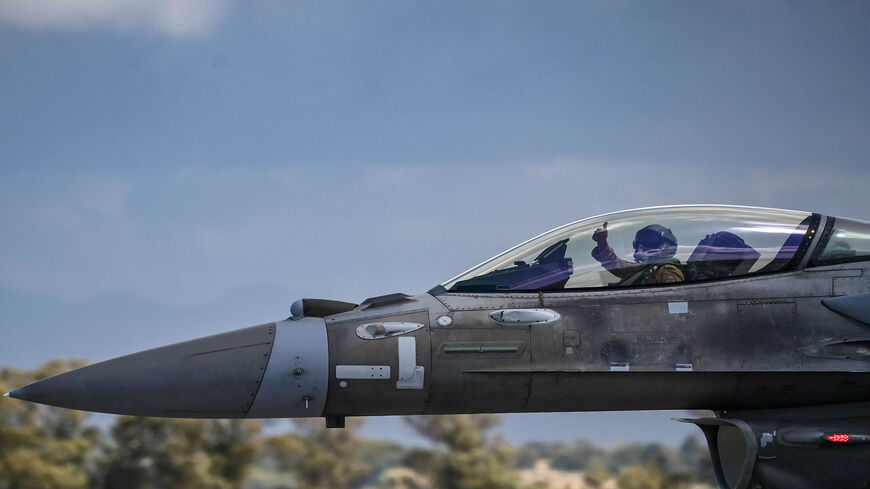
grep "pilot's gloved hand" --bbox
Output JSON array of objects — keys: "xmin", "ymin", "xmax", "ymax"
[{"xmin": 592, "ymin": 221, "xmax": 608, "ymax": 246}]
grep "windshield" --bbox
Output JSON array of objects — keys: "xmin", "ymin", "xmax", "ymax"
[
  {"xmin": 441, "ymin": 205, "xmax": 814, "ymax": 292},
  {"xmin": 813, "ymin": 217, "xmax": 870, "ymax": 265}
]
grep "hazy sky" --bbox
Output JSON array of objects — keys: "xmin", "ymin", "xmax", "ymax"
[{"xmin": 2, "ymin": 1, "xmax": 869, "ymax": 446}]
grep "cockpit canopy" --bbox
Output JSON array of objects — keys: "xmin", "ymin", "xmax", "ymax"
[{"xmin": 440, "ymin": 205, "xmax": 860, "ymax": 293}]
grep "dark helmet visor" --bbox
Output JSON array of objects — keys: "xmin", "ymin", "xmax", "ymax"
[{"xmin": 634, "ymin": 229, "xmax": 667, "ymax": 251}]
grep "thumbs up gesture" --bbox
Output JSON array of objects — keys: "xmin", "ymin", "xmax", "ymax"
[{"xmin": 592, "ymin": 221, "xmax": 609, "ymax": 245}]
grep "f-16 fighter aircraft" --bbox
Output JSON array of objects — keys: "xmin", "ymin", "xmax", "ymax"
[{"xmin": 7, "ymin": 205, "xmax": 870, "ymax": 489}]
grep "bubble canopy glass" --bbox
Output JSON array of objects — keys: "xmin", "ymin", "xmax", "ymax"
[{"xmin": 441, "ymin": 205, "xmax": 815, "ymax": 292}]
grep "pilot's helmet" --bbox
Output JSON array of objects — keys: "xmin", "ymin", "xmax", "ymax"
[{"xmin": 633, "ymin": 224, "xmax": 678, "ymax": 264}]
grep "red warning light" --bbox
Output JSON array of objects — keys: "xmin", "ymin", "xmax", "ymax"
[{"xmin": 826, "ymin": 434, "xmax": 850, "ymax": 443}]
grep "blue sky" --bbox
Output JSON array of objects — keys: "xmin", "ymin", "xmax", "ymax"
[{"xmin": 1, "ymin": 1, "xmax": 869, "ymax": 446}]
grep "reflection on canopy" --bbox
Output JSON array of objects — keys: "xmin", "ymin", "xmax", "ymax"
[{"xmin": 443, "ymin": 205, "xmax": 816, "ymax": 292}]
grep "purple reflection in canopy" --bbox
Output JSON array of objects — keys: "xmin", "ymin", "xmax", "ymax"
[
  {"xmin": 689, "ymin": 231, "xmax": 760, "ymax": 261},
  {"xmin": 773, "ymin": 224, "xmax": 810, "ymax": 261},
  {"xmin": 687, "ymin": 231, "xmax": 760, "ymax": 280}
]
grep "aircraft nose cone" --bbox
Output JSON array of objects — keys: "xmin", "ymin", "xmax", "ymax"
[{"xmin": 8, "ymin": 323, "xmax": 277, "ymax": 417}]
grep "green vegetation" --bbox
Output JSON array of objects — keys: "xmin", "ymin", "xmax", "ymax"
[
  {"xmin": 1, "ymin": 362, "xmax": 715, "ymax": 489},
  {"xmin": 101, "ymin": 417, "xmax": 259, "ymax": 489},
  {"xmin": 262, "ymin": 419, "xmax": 372, "ymax": 489},
  {"xmin": 405, "ymin": 414, "xmax": 522, "ymax": 489},
  {"xmin": 1, "ymin": 360, "xmax": 100, "ymax": 489}
]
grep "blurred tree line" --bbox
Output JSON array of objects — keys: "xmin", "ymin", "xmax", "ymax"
[{"xmin": 1, "ymin": 362, "xmax": 714, "ymax": 489}]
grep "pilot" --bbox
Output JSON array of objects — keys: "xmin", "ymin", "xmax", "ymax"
[{"xmin": 591, "ymin": 222, "xmax": 684, "ymax": 285}]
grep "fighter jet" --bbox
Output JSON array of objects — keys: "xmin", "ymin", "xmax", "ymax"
[{"xmin": 7, "ymin": 205, "xmax": 870, "ymax": 489}]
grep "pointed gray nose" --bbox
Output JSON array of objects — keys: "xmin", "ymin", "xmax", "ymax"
[{"xmin": 9, "ymin": 323, "xmax": 277, "ymax": 417}]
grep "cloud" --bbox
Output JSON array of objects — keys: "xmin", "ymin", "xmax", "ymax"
[
  {"xmin": 518, "ymin": 156, "xmax": 870, "ymax": 215},
  {"xmin": 0, "ymin": 0, "xmax": 232, "ymax": 37},
  {"xmin": 74, "ymin": 175, "xmax": 132, "ymax": 219}
]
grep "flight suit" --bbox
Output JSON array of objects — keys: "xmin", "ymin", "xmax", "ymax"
[{"xmin": 591, "ymin": 245, "xmax": 685, "ymax": 285}]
